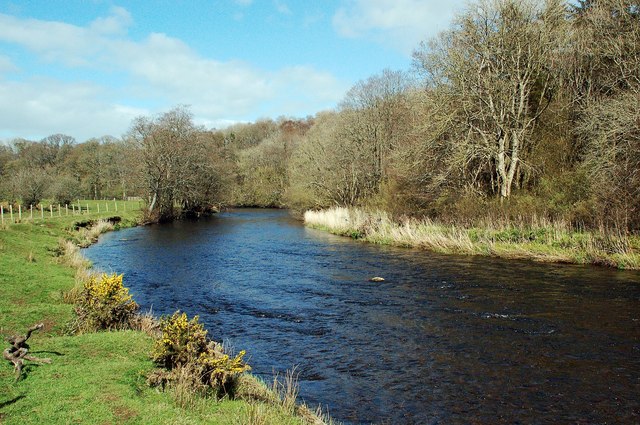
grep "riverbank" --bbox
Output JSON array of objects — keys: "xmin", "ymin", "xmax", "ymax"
[
  {"xmin": 0, "ymin": 208, "xmax": 328, "ymax": 424},
  {"xmin": 304, "ymin": 207, "xmax": 640, "ymax": 270}
]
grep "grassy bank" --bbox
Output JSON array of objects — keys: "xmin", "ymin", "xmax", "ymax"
[
  {"xmin": 304, "ymin": 207, "xmax": 640, "ymax": 270},
  {"xmin": 1, "ymin": 204, "xmax": 328, "ymax": 424}
]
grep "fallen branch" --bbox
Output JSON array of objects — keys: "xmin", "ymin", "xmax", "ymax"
[{"xmin": 3, "ymin": 323, "xmax": 51, "ymax": 381}]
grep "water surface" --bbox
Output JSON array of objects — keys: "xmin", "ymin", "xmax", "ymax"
[{"xmin": 84, "ymin": 209, "xmax": 640, "ymax": 424}]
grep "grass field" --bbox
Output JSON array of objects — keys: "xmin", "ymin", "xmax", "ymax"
[{"xmin": 0, "ymin": 202, "xmax": 319, "ymax": 425}]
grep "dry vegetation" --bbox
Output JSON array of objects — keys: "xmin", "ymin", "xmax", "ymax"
[{"xmin": 305, "ymin": 207, "xmax": 640, "ymax": 269}]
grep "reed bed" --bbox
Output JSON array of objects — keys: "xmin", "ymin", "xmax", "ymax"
[{"xmin": 304, "ymin": 207, "xmax": 640, "ymax": 269}]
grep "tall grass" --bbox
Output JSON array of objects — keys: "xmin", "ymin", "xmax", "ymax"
[
  {"xmin": 76, "ymin": 219, "xmax": 114, "ymax": 247},
  {"xmin": 236, "ymin": 372, "xmax": 337, "ymax": 425},
  {"xmin": 304, "ymin": 207, "xmax": 640, "ymax": 269}
]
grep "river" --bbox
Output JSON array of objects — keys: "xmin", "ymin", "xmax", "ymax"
[{"xmin": 83, "ymin": 209, "xmax": 640, "ymax": 424}]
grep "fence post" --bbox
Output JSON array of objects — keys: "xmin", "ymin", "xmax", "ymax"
[
  {"xmin": 10, "ymin": 205, "xmax": 13, "ymax": 223},
  {"xmin": 18, "ymin": 205, "xmax": 22, "ymax": 221},
  {"xmin": 114, "ymin": 198, "xmax": 118, "ymax": 212},
  {"xmin": 50, "ymin": 205, "xmax": 53, "ymax": 218},
  {"xmin": 97, "ymin": 203, "xmax": 100, "ymax": 214},
  {"xmin": 86, "ymin": 203, "xmax": 89, "ymax": 214},
  {"xmin": 58, "ymin": 204, "xmax": 61, "ymax": 217},
  {"xmin": 1, "ymin": 205, "xmax": 4, "ymax": 225},
  {"xmin": 41, "ymin": 205, "xmax": 44, "ymax": 219},
  {"xmin": 106, "ymin": 202, "xmax": 109, "ymax": 213},
  {"xmin": 30, "ymin": 205, "xmax": 33, "ymax": 221}
]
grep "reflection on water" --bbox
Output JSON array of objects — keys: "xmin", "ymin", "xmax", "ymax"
[{"xmin": 84, "ymin": 209, "xmax": 640, "ymax": 424}]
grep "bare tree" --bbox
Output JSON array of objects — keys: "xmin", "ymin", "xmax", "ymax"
[
  {"xmin": 413, "ymin": 0, "xmax": 566, "ymax": 198},
  {"xmin": 578, "ymin": 87, "xmax": 640, "ymax": 230},
  {"xmin": 288, "ymin": 111, "xmax": 363, "ymax": 208},
  {"xmin": 339, "ymin": 69, "xmax": 413, "ymax": 192},
  {"xmin": 129, "ymin": 106, "xmax": 219, "ymax": 222},
  {"xmin": 567, "ymin": 0, "xmax": 640, "ymax": 102},
  {"xmin": 11, "ymin": 168, "xmax": 50, "ymax": 207}
]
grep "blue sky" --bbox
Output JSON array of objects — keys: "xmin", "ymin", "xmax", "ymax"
[{"xmin": 0, "ymin": 0, "xmax": 467, "ymax": 142}]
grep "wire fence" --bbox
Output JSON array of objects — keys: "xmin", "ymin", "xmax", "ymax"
[{"xmin": 0, "ymin": 199, "xmax": 142, "ymax": 225}]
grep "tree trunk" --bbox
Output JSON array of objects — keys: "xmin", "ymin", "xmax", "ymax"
[{"xmin": 3, "ymin": 323, "xmax": 51, "ymax": 381}]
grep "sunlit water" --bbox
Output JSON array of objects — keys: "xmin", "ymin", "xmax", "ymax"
[{"xmin": 84, "ymin": 209, "xmax": 640, "ymax": 424}]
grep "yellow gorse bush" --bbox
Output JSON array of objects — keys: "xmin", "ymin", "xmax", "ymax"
[
  {"xmin": 150, "ymin": 311, "xmax": 250, "ymax": 395},
  {"xmin": 199, "ymin": 346, "xmax": 250, "ymax": 388},
  {"xmin": 72, "ymin": 273, "xmax": 139, "ymax": 332},
  {"xmin": 153, "ymin": 311, "xmax": 209, "ymax": 368},
  {"xmin": 84, "ymin": 273, "xmax": 136, "ymax": 308}
]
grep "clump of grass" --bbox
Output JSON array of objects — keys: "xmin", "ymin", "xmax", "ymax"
[
  {"xmin": 243, "ymin": 403, "xmax": 270, "ymax": 425},
  {"xmin": 166, "ymin": 362, "xmax": 211, "ymax": 409},
  {"xmin": 272, "ymin": 368, "xmax": 300, "ymax": 415},
  {"xmin": 236, "ymin": 372, "xmax": 336, "ymax": 425},
  {"xmin": 76, "ymin": 219, "xmax": 114, "ymax": 247},
  {"xmin": 57, "ymin": 238, "xmax": 92, "ymax": 269},
  {"xmin": 131, "ymin": 309, "xmax": 161, "ymax": 337},
  {"xmin": 56, "ymin": 238, "xmax": 95, "ymax": 303}
]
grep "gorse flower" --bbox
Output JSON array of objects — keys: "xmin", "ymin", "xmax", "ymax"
[
  {"xmin": 83, "ymin": 273, "xmax": 135, "ymax": 307},
  {"xmin": 72, "ymin": 273, "xmax": 139, "ymax": 332},
  {"xmin": 150, "ymin": 311, "xmax": 250, "ymax": 395},
  {"xmin": 152, "ymin": 312, "xmax": 209, "ymax": 368}
]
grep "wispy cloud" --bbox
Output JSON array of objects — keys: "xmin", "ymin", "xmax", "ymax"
[
  {"xmin": 0, "ymin": 77, "xmax": 147, "ymax": 141},
  {"xmin": 274, "ymin": 0, "xmax": 292, "ymax": 15},
  {"xmin": 0, "ymin": 7, "xmax": 347, "ymax": 141},
  {"xmin": 333, "ymin": 0, "xmax": 466, "ymax": 55},
  {"xmin": 0, "ymin": 55, "xmax": 18, "ymax": 73}
]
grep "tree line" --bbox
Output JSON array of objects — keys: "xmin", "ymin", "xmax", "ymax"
[{"xmin": 1, "ymin": 0, "xmax": 638, "ymax": 230}]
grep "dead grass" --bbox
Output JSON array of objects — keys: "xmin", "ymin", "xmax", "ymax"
[
  {"xmin": 131, "ymin": 310, "xmax": 161, "ymax": 337},
  {"xmin": 304, "ymin": 207, "xmax": 640, "ymax": 269},
  {"xmin": 76, "ymin": 219, "xmax": 114, "ymax": 247},
  {"xmin": 168, "ymin": 363, "xmax": 210, "ymax": 409},
  {"xmin": 236, "ymin": 372, "xmax": 336, "ymax": 425},
  {"xmin": 272, "ymin": 368, "xmax": 300, "ymax": 415}
]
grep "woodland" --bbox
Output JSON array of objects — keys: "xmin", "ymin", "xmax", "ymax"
[{"xmin": 1, "ymin": 0, "xmax": 638, "ymax": 233}]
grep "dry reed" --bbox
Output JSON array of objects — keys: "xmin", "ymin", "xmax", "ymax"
[{"xmin": 304, "ymin": 207, "xmax": 640, "ymax": 269}]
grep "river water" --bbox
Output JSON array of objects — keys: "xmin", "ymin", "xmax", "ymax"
[{"xmin": 83, "ymin": 209, "xmax": 640, "ymax": 424}]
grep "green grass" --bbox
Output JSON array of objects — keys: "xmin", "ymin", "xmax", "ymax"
[
  {"xmin": 1, "ymin": 331, "xmax": 304, "ymax": 424},
  {"xmin": 1, "ymin": 202, "xmax": 318, "ymax": 425},
  {"xmin": 0, "ymin": 200, "xmax": 143, "ymax": 226},
  {"xmin": 304, "ymin": 207, "xmax": 640, "ymax": 269}
]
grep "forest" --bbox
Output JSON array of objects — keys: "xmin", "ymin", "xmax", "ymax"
[{"xmin": 1, "ymin": 0, "xmax": 638, "ymax": 233}]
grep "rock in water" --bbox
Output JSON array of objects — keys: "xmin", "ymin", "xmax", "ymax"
[{"xmin": 369, "ymin": 277, "xmax": 385, "ymax": 282}]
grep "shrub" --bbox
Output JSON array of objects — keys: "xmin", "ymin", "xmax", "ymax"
[
  {"xmin": 71, "ymin": 273, "xmax": 138, "ymax": 333},
  {"xmin": 149, "ymin": 311, "xmax": 250, "ymax": 398}
]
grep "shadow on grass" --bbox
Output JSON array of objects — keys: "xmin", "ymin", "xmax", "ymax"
[
  {"xmin": 31, "ymin": 350, "xmax": 64, "ymax": 356},
  {"xmin": 0, "ymin": 394, "xmax": 26, "ymax": 409}
]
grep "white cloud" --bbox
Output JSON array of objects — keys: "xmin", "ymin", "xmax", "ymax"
[
  {"xmin": 0, "ymin": 77, "xmax": 147, "ymax": 141},
  {"xmin": 89, "ymin": 6, "xmax": 133, "ymax": 35},
  {"xmin": 333, "ymin": 0, "xmax": 466, "ymax": 54},
  {"xmin": 0, "ymin": 8, "xmax": 347, "ymax": 141}
]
